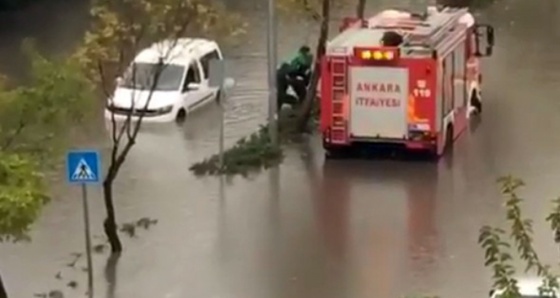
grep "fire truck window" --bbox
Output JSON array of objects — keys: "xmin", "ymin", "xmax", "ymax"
[
  {"xmin": 453, "ymin": 43, "xmax": 467, "ymax": 108},
  {"xmin": 437, "ymin": 60, "xmax": 444, "ymax": 130},
  {"xmin": 470, "ymin": 33, "xmax": 477, "ymax": 56},
  {"xmin": 444, "ymin": 54, "xmax": 454, "ymax": 114},
  {"xmin": 440, "ymin": 60, "xmax": 445, "ymax": 115}
]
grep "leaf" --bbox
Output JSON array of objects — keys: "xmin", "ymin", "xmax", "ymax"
[
  {"xmin": 480, "ymin": 177, "xmax": 560, "ymax": 298},
  {"xmin": 76, "ymin": 0, "xmax": 246, "ymax": 85},
  {"xmin": 67, "ymin": 280, "xmax": 78, "ymax": 288},
  {"xmin": 0, "ymin": 152, "xmax": 49, "ymax": 241}
]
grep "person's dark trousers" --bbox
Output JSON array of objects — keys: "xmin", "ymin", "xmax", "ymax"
[
  {"xmin": 276, "ymin": 63, "xmax": 301, "ymax": 111},
  {"xmin": 276, "ymin": 72, "xmax": 289, "ymax": 111},
  {"xmin": 0, "ymin": 272, "xmax": 6, "ymax": 298},
  {"xmin": 289, "ymin": 78, "xmax": 307, "ymax": 104},
  {"xmin": 276, "ymin": 63, "xmax": 290, "ymax": 111}
]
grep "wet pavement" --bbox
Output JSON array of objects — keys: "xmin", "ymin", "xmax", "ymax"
[{"xmin": 3, "ymin": 0, "xmax": 560, "ymax": 297}]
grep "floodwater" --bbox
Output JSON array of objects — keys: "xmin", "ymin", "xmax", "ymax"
[{"xmin": 2, "ymin": 0, "xmax": 560, "ymax": 297}]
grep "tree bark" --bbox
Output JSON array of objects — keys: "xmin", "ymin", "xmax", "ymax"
[
  {"xmin": 103, "ymin": 178, "xmax": 122, "ymax": 253},
  {"xmin": 356, "ymin": 0, "xmax": 366, "ymax": 19},
  {"xmin": 0, "ymin": 270, "xmax": 7, "ymax": 298},
  {"xmin": 296, "ymin": 0, "xmax": 330, "ymax": 132}
]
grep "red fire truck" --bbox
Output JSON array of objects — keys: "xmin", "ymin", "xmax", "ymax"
[{"xmin": 320, "ymin": 6, "xmax": 494, "ymax": 158}]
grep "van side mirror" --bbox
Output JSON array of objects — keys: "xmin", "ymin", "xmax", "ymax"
[
  {"xmin": 487, "ymin": 25, "xmax": 495, "ymax": 46},
  {"xmin": 474, "ymin": 24, "xmax": 495, "ymax": 57},
  {"xmin": 187, "ymin": 82, "xmax": 200, "ymax": 91},
  {"xmin": 223, "ymin": 77, "xmax": 235, "ymax": 91}
]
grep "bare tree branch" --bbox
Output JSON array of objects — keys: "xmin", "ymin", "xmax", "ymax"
[
  {"xmin": 124, "ymin": 6, "xmax": 195, "ymax": 143},
  {"xmin": 302, "ymin": 0, "xmax": 322, "ymax": 21},
  {"xmin": 108, "ymin": 23, "xmax": 186, "ymax": 171},
  {"xmin": 96, "ymin": 61, "xmax": 113, "ymax": 99}
]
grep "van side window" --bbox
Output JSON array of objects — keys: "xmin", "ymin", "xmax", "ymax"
[
  {"xmin": 199, "ymin": 50, "xmax": 222, "ymax": 79},
  {"xmin": 182, "ymin": 62, "xmax": 201, "ymax": 92}
]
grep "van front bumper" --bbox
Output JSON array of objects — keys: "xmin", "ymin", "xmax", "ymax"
[{"xmin": 104, "ymin": 108, "xmax": 176, "ymax": 123}]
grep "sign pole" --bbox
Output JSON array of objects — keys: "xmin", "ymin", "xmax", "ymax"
[
  {"xmin": 266, "ymin": 0, "xmax": 278, "ymax": 148},
  {"xmin": 81, "ymin": 183, "xmax": 94, "ymax": 298},
  {"xmin": 208, "ymin": 59, "xmax": 227, "ymax": 171},
  {"xmin": 66, "ymin": 150, "xmax": 100, "ymax": 298},
  {"xmin": 218, "ymin": 90, "xmax": 224, "ymax": 170}
]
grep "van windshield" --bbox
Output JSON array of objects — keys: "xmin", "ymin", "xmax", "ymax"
[{"xmin": 120, "ymin": 63, "xmax": 185, "ymax": 91}]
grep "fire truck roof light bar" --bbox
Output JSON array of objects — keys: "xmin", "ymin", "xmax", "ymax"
[{"xmin": 355, "ymin": 48, "xmax": 398, "ymax": 61}]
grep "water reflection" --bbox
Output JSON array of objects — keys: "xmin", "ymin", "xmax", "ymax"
[
  {"xmin": 104, "ymin": 253, "xmax": 120, "ymax": 298},
  {"xmin": 265, "ymin": 167, "xmax": 282, "ymax": 298},
  {"xmin": 316, "ymin": 161, "xmax": 352, "ymax": 297},
  {"xmin": 315, "ymin": 159, "xmax": 447, "ymax": 297},
  {"xmin": 405, "ymin": 165, "xmax": 440, "ymax": 288},
  {"xmin": 318, "ymin": 162, "xmax": 350, "ymax": 261}
]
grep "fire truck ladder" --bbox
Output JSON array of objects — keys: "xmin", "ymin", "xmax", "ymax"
[
  {"xmin": 372, "ymin": 7, "xmax": 469, "ymax": 48},
  {"xmin": 330, "ymin": 57, "xmax": 348, "ymax": 143},
  {"xmin": 405, "ymin": 7, "xmax": 469, "ymax": 47}
]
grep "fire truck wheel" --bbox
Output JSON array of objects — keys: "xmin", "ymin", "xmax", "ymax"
[
  {"xmin": 325, "ymin": 148, "xmax": 346, "ymax": 160},
  {"xmin": 471, "ymin": 92, "xmax": 482, "ymax": 114}
]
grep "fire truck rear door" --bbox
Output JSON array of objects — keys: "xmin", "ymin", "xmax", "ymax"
[{"xmin": 349, "ymin": 66, "xmax": 409, "ymax": 139}]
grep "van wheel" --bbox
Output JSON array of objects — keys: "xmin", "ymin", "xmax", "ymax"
[
  {"xmin": 216, "ymin": 90, "xmax": 222, "ymax": 104},
  {"xmin": 176, "ymin": 108, "xmax": 186, "ymax": 122},
  {"xmin": 445, "ymin": 124, "xmax": 454, "ymax": 153},
  {"xmin": 471, "ymin": 91, "xmax": 482, "ymax": 114}
]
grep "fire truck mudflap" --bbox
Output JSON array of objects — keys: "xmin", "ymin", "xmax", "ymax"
[{"xmin": 349, "ymin": 66, "xmax": 409, "ymax": 140}]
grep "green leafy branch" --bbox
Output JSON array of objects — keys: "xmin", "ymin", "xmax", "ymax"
[
  {"xmin": 479, "ymin": 225, "xmax": 520, "ymax": 297},
  {"xmin": 499, "ymin": 176, "xmax": 559, "ymax": 295},
  {"xmin": 0, "ymin": 152, "xmax": 48, "ymax": 243},
  {"xmin": 479, "ymin": 176, "xmax": 560, "ymax": 297}
]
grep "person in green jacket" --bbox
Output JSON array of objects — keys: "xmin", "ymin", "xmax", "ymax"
[{"xmin": 277, "ymin": 46, "xmax": 313, "ymax": 110}]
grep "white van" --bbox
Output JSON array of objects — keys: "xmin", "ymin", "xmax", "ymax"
[{"xmin": 105, "ymin": 38, "xmax": 226, "ymax": 123}]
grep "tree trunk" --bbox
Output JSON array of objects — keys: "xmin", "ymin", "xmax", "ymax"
[
  {"xmin": 103, "ymin": 179, "xmax": 122, "ymax": 253},
  {"xmin": 356, "ymin": 0, "xmax": 366, "ymax": 19},
  {"xmin": 0, "ymin": 270, "xmax": 7, "ymax": 298},
  {"xmin": 296, "ymin": 0, "xmax": 330, "ymax": 132}
]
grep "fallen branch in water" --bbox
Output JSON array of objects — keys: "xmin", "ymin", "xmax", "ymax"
[{"xmin": 189, "ymin": 108, "xmax": 318, "ymax": 177}]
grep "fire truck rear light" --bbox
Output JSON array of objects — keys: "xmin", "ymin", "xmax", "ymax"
[
  {"xmin": 356, "ymin": 49, "xmax": 396, "ymax": 60},
  {"xmin": 360, "ymin": 50, "xmax": 372, "ymax": 59}
]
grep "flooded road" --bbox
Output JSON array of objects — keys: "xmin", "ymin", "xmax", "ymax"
[{"xmin": 3, "ymin": 0, "xmax": 560, "ymax": 297}]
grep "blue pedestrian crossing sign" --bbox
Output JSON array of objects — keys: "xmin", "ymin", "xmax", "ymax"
[{"xmin": 66, "ymin": 150, "xmax": 101, "ymax": 184}]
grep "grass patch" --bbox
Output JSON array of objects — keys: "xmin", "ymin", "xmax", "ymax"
[{"xmin": 189, "ymin": 107, "xmax": 316, "ymax": 177}]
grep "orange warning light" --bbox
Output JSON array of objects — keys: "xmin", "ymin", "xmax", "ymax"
[{"xmin": 355, "ymin": 48, "xmax": 398, "ymax": 61}]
